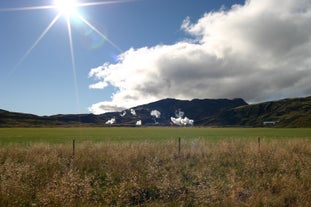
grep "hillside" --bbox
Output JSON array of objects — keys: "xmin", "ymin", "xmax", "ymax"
[
  {"xmin": 119, "ymin": 98, "xmax": 247, "ymax": 125},
  {"xmin": 202, "ymin": 96, "xmax": 311, "ymax": 127},
  {"xmin": 0, "ymin": 98, "xmax": 247, "ymax": 127},
  {"xmin": 1, "ymin": 96, "xmax": 311, "ymax": 127},
  {"xmin": 0, "ymin": 109, "xmax": 51, "ymax": 127}
]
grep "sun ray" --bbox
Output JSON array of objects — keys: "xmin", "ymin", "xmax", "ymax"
[
  {"xmin": 66, "ymin": 16, "xmax": 81, "ymax": 111},
  {"xmin": 0, "ymin": 0, "xmax": 135, "ymax": 12},
  {"xmin": 1, "ymin": 0, "xmax": 132, "ymax": 73},
  {"xmin": 77, "ymin": 14, "xmax": 123, "ymax": 52},
  {"xmin": 2, "ymin": 0, "xmax": 134, "ymax": 114},
  {"xmin": 10, "ymin": 13, "xmax": 62, "ymax": 75},
  {"xmin": 0, "ymin": 5, "xmax": 55, "ymax": 12},
  {"xmin": 76, "ymin": 0, "xmax": 136, "ymax": 7}
]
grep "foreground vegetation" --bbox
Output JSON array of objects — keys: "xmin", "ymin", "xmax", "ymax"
[{"xmin": 0, "ymin": 137, "xmax": 310, "ymax": 206}]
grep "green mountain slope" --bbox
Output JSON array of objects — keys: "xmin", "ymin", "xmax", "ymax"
[{"xmin": 203, "ymin": 96, "xmax": 311, "ymax": 127}]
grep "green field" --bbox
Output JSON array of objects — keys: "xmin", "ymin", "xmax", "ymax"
[{"xmin": 0, "ymin": 127, "xmax": 310, "ymax": 144}]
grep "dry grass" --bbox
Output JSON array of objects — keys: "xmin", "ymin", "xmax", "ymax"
[{"xmin": 0, "ymin": 139, "xmax": 310, "ymax": 206}]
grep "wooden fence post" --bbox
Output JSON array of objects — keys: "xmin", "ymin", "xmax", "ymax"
[{"xmin": 258, "ymin": 137, "xmax": 261, "ymax": 152}]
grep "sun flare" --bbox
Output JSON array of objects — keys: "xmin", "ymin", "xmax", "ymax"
[
  {"xmin": 1, "ymin": 0, "xmax": 127, "ymax": 77},
  {"xmin": 54, "ymin": 0, "xmax": 78, "ymax": 16}
]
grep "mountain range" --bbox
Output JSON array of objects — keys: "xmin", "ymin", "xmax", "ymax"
[{"xmin": 1, "ymin": 96, "xmax": 311, "ymax": 127}]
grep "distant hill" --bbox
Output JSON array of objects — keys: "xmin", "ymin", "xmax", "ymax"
[
  {"xmin": 118, "ymin": 98, "xmax": 247, "ymax": 126},
  {"xmin": 1, "ymin": 96, "xmax": 311, "ymax": 127},
  {"xmin": 0, "ymin": 109, "xmax": 50, "ymax": 127},
  {"xmin": 204, "ymin": 96, "xmax": 311, "ymax": 127}
]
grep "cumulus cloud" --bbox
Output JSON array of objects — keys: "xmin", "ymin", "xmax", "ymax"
[
  {"xmin": 90, "ymin": 102, "xmax": 125, "ymax": 114},
  {"xmin": 88, "ymin": 0, "xmax": 311, "ymax": 114},
  {"xmin": 89, "ymin": 81, "xmax": 108, "ymax": 89}
]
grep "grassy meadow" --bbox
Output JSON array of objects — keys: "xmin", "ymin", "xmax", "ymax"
[
  {"xmin": 0, "ymin": 127, "xmax": 310, "ymax": 206},
  {"xmin": 0, "ymin": 127, "xmax": 310, "ymax": 144}
]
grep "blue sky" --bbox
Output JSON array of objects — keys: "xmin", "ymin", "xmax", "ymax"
[{"xmin": 1, "ymin": 0, "xmax": 310, "ymax": 115}]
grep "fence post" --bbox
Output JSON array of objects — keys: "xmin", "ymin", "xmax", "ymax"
[{"xmin": 258, "ymin": 137, "xmax": 261, "ymax": 152}]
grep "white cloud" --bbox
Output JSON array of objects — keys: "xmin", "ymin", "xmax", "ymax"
[
  {"xmin": 88, "ymin": 0, "xmax": 311, "ymax": 114},
  {"xmin": 89, "ymin": 102, "xmax": 125, "ymax": 114},
  {"xmin": 89, "ymin": 81, "xmax": 108, "ymax": 89}
]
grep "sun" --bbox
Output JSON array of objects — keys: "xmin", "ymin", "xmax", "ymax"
[
  {"xmin": 54, "ymin": 0, "xmax": 78, "ymax": 16},
  {"xmin": 1, "ymin": 0, "xmax": 126, "ymax": 75},
  {"xmin": 0, "ymin": 0, "xmax": 130, "ymax": 115}
]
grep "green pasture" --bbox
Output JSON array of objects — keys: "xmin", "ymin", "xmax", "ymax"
[{"xmin": 0, "ymin": 127, "xmax": 310, "ymax": 145}]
